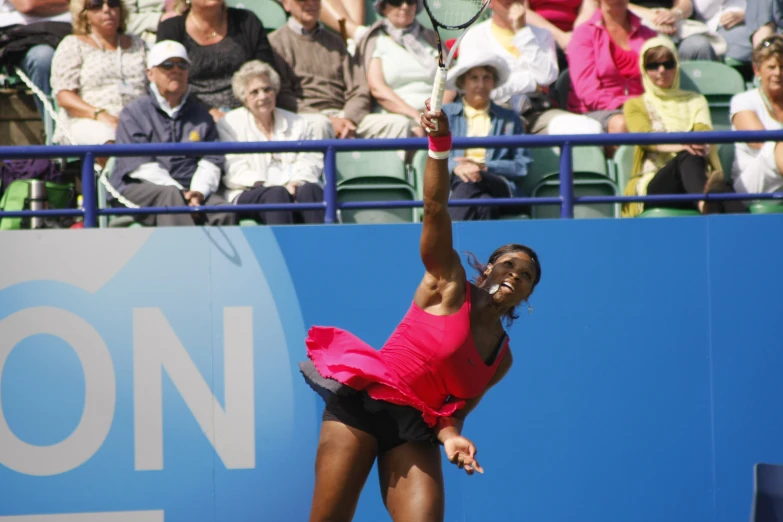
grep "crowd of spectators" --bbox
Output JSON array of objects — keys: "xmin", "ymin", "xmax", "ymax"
[{"xmin": 0, "ymin": 0, "xmax": 780, "ymax": 225}]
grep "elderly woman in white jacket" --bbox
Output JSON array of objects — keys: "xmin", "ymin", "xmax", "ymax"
[{"xmin": 217, "ymin": 60, "xmax": 324, "ymax": 225}]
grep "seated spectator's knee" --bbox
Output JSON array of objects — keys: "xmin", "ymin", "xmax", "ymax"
[
  {"xmin": 159, "ymin": 185, "xmax": 188, "ymax": 203},
  {"xmin": 23, "ymin": 44, "xmax": 55, "ymax": 65},
  {"xmin": 265, "ymin": 185, "xmax": 292, "ymax": 202},
  {"xmin": 678, "ymin": 34, "xmax": 717, "ymax": 61},
  {"xmin": 299, "ymin": 113, "xmax": 334, "ymax": 140},
  {"xmin": 21, "ymin": 44, "xmax": 55, "ymax": 91},
  {"xmin": 296, "ymin": 182, "xmax": 324, "ymax": 201},
  {"xmin": 607, "ymin": 114, "xmax": 627, "ymax": 134}
]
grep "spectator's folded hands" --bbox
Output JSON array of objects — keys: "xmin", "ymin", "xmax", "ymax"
[
  {"xmin": 97, "ymin": 112, "xmax": 120, "ymax": 129},
  {"xmin": 719, "ymin": 10, "xmax": 744, "ymax": 30},
  {"xmin": 330, "ymin": 116, "xmax": 357, "ymax": 139},
  {"xmin": 684, "ymin": 144, "xmax": 710, "ymax": 157},
  {"xmin": 454, "ymin": 157, "xmax": 485, "ymax": 183}
]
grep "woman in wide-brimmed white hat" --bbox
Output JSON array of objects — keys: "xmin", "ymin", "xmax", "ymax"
[{"xmin": 440, "ymin": 51, "xmax": 531, "ymax": 221}]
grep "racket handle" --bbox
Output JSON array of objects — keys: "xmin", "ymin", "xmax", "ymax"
[{"xmin": 429, "ymin": 67, "xmax": 447, "ymax": 115}]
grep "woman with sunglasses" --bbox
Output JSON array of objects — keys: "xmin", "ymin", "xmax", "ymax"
[
  {"xmin": 356, "ymin": 0, "xmax": 454, "ymax": 138},
  {"xmin": 49, "ymin": 0, "xmax": 147, "ymax": 153},
  {"xmin": 621, "ymin": 36, "xmax": 745, "ymax": 216},
  {"xmin": 729, "ymin": 35, "xmax": 783, "ymax": 196}
]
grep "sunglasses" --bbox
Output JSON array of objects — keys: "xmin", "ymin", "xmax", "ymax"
[
  {"xmin": 385, "ymin": 0, "xmax": 417, "ymax": 7},
  {"xmin": 644, "ymin": 59, "xmax": 676, "ymax": 71},
  {"xmin": 84, "ymin": 0, "xmax": 121, "ymax": 9},
  {"xmin": 158, "ymin": 61, "xmax": 190, "ymax": 71},
  {"xmin": 760, "ymin": 35, "xmax": 783, "ymax": 48}
]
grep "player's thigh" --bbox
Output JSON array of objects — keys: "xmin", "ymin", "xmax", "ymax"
[
  {"xmin": 309, "ymin": 419, "xmax": 379, "ymax": 522},
  {"xmin": 377, "ymin": 441, "xmax": 445, "ymax": 522}
]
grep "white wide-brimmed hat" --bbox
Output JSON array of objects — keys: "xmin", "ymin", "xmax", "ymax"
[{"xmin": 446, "ymin": 51, "xmax": 510, "ymax": 91}]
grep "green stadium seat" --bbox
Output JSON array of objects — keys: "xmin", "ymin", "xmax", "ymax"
[
  {"xmin": 226, "ymin": 0, "xmax": 287, "ymax": 31},
  {"xmin": 337, "ymin": 183, "xmax": 417, "ymax": 224},
  {"xmin": 749, "ymin": 201, "xmax": 783, "ymax": 214},
  {"xmin": 530, "ymin": 172, "xmax": 618, "ymax": 219},
  {"xmin": 522, "ymin": 145, "xmax": 607, "ymax": 196},
  {"xmin": 336, "ymin": 150, "xmax": 412, "ymax": 186},
  {"xmin": 638, "ymin": 207, "xmax": 700, "ymax": 218},
  {"xmin": 553, "ymin": 69, "xmax": 570, "ymax": 110},
  {"xmin": 679, "ymin": 60, "xmax": 745, "ymax": 130},
  {"xmin": 610, "ymin": 144, "xmax": 635, "ymax": 193},
  {"xmin": 717, "ymin": 142, "xmax": 735, "ymax": 183}
]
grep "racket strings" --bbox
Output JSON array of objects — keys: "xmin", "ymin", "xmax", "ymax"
[{"xmin": 427, "ymin": 0, "xmax": 486, "ymax": 28}]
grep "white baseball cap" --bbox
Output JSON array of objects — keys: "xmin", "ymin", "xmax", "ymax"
[{"xmin": 147, "ymin": 40, "xmax": 191, "ymax": 69}]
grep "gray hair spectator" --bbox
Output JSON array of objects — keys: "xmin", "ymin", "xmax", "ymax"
[
  {"xmin": 109, "ymin": 40, "xmax": 235, "ymax": 227},
  {"xmin": 269, "ymin": 0, "xmax": 411, "ymax": 140},
  {"xmin": 217, "ymin": 60, "xmax": 325, "ymax": 225},
  {"xmin": 50, "ymin": 0, "xmax": 148, "ymax": 153}
]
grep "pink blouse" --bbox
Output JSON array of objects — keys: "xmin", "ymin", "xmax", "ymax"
[
  {"xmin": 529, "ymin": 0, "xmax": 583, "ymax": 32},
  {"xmin": 566, "ymin": 9, "xmax": 657, "ymax": 113}
]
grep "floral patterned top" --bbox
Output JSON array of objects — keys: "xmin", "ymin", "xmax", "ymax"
[{"xmin": 50, "ymin": 34, "xmax": 148, "ymax": 143}]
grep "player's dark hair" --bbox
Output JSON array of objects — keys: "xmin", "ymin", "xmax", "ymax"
[{"xmin": 466, "ymin": 244, "xmax": 541, "ymax": 326}]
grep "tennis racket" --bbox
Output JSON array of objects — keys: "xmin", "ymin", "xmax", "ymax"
[{"xmin": 423, "ymin": 0, "xmax": 491, "ymax": 115}]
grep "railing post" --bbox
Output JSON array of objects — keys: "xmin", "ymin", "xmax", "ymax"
[
  {"xmin": 324, "ymin": 146, "xmax": 338, "ymax": 224},
  {"xmin": 82, "ymin": 152, "xmax": 97, "ymax": 228},
  {"xmin": 559, "ymin": 142, "xmax": 574, "ymax": 219}
]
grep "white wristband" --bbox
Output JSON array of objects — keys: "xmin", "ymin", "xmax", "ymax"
[{"xmin": 428, "ymin": 149, "xmax": 451, "ymax": 160}]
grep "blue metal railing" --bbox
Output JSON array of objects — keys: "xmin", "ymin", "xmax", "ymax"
[{"xmin": 2, "ymin": 129, "xmax": 783, "ymax": 227}]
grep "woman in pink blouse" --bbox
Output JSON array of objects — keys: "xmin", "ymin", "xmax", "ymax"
[{"xmin": 566, "ymin": 0, "xmax": 657, "ymax": 133}]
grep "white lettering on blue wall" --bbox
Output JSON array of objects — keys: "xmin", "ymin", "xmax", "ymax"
[
  {"xmin": 0, "ymin": 307, "xmax": 116, "ymax": 476},
  {"xmin": 133, "ymin": 307, "xmax": 255, "ymax": 471}
]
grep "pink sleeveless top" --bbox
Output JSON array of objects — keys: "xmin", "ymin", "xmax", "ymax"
[{"xmin": 305, "ymin": 284, "xmax": 509, "ymax": 427}]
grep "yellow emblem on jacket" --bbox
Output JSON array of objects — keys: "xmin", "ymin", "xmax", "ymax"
[{"xmin": 189, "ymin": 130, "xmax": 200, "ymax": 142}]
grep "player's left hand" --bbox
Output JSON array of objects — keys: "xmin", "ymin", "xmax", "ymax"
[{"xmin": 443, "ymin": 435, "xmax": 484, "ymax": 475}]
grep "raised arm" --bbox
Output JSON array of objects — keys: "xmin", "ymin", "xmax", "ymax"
[{"xmin": 418, "ymin": 105, "xmax": 463, "ymax": 284}]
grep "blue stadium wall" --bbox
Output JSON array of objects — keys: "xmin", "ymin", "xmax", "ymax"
[{"xmin": 0, "ymin": 215, "xmax": 781, "ymax": 522}]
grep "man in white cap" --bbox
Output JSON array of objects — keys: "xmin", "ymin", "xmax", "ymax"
[{"xmin": 109, "ymin": 40, "xmax": 235, "ymax": 227}]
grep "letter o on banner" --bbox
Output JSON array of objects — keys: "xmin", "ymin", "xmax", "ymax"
[{"xmin": 0, "ymin": 307, "xmax": 116, "ymax": 476}]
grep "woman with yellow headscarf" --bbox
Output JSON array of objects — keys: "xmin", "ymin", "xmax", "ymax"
[{"xmin": 621, "ymin": 36, "xmax": 746, "ymax": 216}]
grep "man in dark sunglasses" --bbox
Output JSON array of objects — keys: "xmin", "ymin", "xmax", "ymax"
[{"xmin": 108, "ymin": 40, "xmax": 235, "ymax": 227}]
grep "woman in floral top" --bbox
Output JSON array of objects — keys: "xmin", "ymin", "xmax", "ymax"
[{"xmin": 50, "ymin": 0, "xmax": 148, "ymax": 148}]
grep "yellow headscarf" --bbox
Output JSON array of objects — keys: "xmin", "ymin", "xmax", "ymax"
[{"xmin": 640, "ymin": 37, "xmax": 711, "ymax": 132}]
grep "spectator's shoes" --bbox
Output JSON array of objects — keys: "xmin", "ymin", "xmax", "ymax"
[{"xmin": 702, "ymin": 170, "xmax": 732, "ymax": 215}]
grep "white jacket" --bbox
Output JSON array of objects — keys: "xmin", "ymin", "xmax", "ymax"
[{"xmin": 217, "ymin": 107, "xmax": 324, "ymax": 203}]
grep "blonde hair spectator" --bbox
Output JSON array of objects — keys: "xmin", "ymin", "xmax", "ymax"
[{"xmin": 70, "ymin": 0, "xmax": 128, "ymax": 35}]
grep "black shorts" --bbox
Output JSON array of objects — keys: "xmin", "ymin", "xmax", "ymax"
[{"xmin": 322, "ymin": 391, "xmax": 437, "ymax": 454}]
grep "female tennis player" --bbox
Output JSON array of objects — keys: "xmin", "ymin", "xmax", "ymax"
[{"xmin": 299, "ymin": 100, "xmax": 542, "ymax": 522}]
